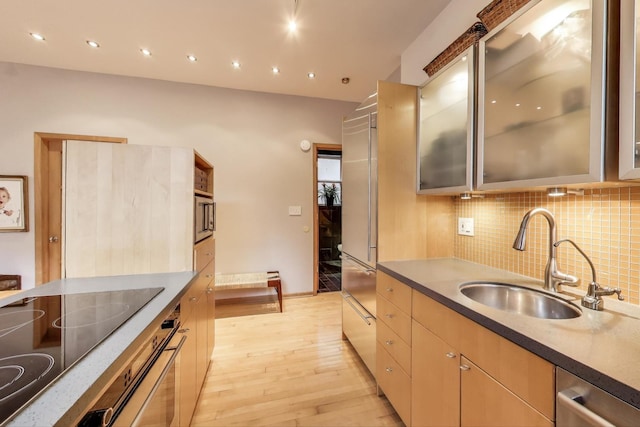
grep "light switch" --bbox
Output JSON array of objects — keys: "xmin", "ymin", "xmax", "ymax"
[
  {"xmin": 289, "ymin": 206, "xmax": 302, "ymax": 216},
  {"xmin": 458, "ymin": 217, "xmax": 474, "ymax": 236}
]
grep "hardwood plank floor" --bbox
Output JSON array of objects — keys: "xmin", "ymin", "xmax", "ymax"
[{"xmin": 191, "ymin": 292, "xmax": 403, "ymax": 427}]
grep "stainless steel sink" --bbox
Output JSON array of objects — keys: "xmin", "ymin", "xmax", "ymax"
[{"xmin": 459, "ymin": 282, "xmax": 582, "ymax": 319}]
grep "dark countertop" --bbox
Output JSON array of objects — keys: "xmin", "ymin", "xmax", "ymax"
[
  {"xmin": 0, "ymin": 271, "xmax": 197, "ymax": 427},
  {"xmin": 378, "ymin": 258, "xmax": 640, "ymax": 409}
]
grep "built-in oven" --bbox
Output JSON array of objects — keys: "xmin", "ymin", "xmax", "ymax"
[
  {"xmin": 194, "ymin": 195, "xmax": 215, "ymax": 243},
  {"xmin": 79, "ymin": 305, "xmax": 183, "ymax": 427}
]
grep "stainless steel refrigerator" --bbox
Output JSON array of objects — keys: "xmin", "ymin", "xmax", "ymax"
[{"xmin": 341, "ymin": 92, "xmax": 377, "ymax": 377}]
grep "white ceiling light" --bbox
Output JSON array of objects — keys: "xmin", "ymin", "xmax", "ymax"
[
  {"xmin": 140, "ymin": 48, "xmax": 152, "ymax": 57},
  {"xmin": 86, "ymin": 40, "xmax": 100, "ymax": 48},
  {"xmin": 187, "ymin": 55, "xmax": 197, "ymax": 62},
  {"xmin": 288, "ymin": 0, "xmax": 300, "ymax": 32},
  {"xmin": 30, "ymin": 32, "xmax": 45, "ymax": 41},
  {"xmin": 232, "ymin": 60, "xmax": 241, "ymax": 69},
  {"xmin": 307, "ymin": 72, "xmax": 316, "ymax": 79},
  {"xmin": 272, "ymin": 67, "xmax": 280, "ymax": 74},
  {"xmin": 288, "ymin": 20, "xmax": 297, "ymax": 32}
]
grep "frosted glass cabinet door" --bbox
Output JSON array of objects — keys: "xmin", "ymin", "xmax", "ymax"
[
  {"xmin": 477, "ymin": 0, "xmax": 608, "ymax": 190},
  {"xmin": 620, "ymin": 0, "xmax": 640, "ymax": 179},
  {"xmin": 418, "ymin": 47, "xmax": 475, "ymax": 194}
]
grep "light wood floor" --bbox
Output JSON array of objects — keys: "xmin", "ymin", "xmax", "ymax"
[{"xmin": 190, "ymin": 292, "xmax": 403, "ymax": 427}]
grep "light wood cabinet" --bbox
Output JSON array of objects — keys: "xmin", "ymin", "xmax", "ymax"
[
  {"xmin": 407, "ymin": 287, "xmax": 555, "ymax": 426},
  {"xmin": 412, "ymin": 321, "xmax": 459, "ymax": 427},
  {"xmin": 178, "ymin": 312, "xmax": 198, "ymax": 427},
  {"xmin": 460, "ymin": 356, "xmax": 552, "ymax": 427},
  {"xmin": 376, "ymin": 271, "xmax": 412, "ymax": 426}
]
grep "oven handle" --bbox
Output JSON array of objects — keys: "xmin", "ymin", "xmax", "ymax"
[{"xmin": 129, "ymin": 335, "xmax": 186, "ymax": 427}]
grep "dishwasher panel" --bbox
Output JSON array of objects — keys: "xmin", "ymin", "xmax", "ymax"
[{"xmin": 557, "ymin": 368, "xmax": 640, "ymax": 426}]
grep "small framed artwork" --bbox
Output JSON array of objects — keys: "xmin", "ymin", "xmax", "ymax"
[{"xmin": 0, "ymin": 175, "xmax": 28, "ymax": 232}]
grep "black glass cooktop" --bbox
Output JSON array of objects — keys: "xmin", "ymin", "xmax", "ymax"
[{"xmin": 0, "ymin": 287, "xmax": 163, "ymax": 424}]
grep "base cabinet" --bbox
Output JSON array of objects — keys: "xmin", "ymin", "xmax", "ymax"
[
  {"xmin": 460, "ymin": 357, "xmax": 551, "ymax": 427},
  {"xmin": 178, "ymin": 314, "xmax": 198, "ymax": 427},
  {"xmin": 411, "ymin": 322, "xmax": 459, "ymax": 427},
  {"xmin": 407, "ymin": 288, "xmax": 555, "ymax": 427}
]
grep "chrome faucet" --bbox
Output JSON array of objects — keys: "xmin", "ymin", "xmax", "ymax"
[
  {"xmin": 554, "ymin": 238, "xmax": 624, "ymax": 310},
  {"xmin": 513, "ymin": 208, "xmax": 579, "ymax": 292}
]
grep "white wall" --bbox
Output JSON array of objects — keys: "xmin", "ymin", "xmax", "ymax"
[
  {"xmin": 401, "ymin": 0, "xmax": 492, "ymax": 87},
  {"xmin": 0, "ymin": 62, "xmax": 357, "ymax": 294}
]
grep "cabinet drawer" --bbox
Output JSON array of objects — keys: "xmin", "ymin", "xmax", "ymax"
[
  {"xmin": 377, "ymin": 294, "xmax": 411, "ymax": 345},
  {"xmin": 377, "ymin": 320, "xmax": 411, "ymax": 374},
  {"xmin": 377, "ymin": 272, "xmax": 411, "ymax": 314},
  {"xmin": 194, "ymin": 238, "xmax": 215, "ymax": 272},
  {"xmin": 377, "ymin": 342, "xmax": 411, "ymax": 426}
]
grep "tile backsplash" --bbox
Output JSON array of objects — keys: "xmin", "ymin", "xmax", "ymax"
[{"xmin": 453, "ymin": 186, "xmax": 640, "ymax": 305}]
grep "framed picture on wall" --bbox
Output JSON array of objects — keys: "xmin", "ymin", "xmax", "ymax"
[{"xmin": 0, "ymin": 175, "xmax": 28, "ymax": 232}]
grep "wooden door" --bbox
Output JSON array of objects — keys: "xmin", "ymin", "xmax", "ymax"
[
  {"xmin": 460, "ymin": 356, "xmax": 552, "ymax": 427},
  {"xmin": 411, "ymin": 321, "xmax": 460, "ymax": 427},
  {"xmin": 34, "ymin": 133, "xmax": 126, "ymax": 285}
]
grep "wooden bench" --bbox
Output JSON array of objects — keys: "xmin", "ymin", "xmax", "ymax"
[{"xmin": 214, "ymin": 271, "xmax": 282, "ymax": 312}]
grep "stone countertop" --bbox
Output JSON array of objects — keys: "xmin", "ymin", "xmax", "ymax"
[
  {"xmin": 378, "ymin": 258, "xmax": 640, "ymax": 409},
  {"xmin": 1, "ymin": 271, "xmax": 197, "ymax": 427}
]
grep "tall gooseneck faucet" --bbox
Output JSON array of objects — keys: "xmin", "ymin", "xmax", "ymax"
[{"xmin": 513, "ymin": 208, "xmax": 579, "ymax": 292}]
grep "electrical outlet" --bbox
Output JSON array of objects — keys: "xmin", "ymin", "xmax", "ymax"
[{"xmin": 458, "ymin": 217, "xmax": 474, "ymax": 236}]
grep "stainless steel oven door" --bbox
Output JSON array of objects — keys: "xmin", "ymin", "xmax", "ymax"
[{"xmin": 113, "ymin": 334, "xmax": 186, "ymax": 427}]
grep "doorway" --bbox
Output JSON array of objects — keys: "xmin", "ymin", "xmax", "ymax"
[
  {"xmin": 34, "ymin": 133, "xmax": 127, "ymax": 286},
  {"xmin": 313, "ymin": 145, "xmax": 342, "ymax": 294}
]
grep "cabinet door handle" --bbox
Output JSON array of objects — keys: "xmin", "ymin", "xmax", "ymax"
[
  {"xmin": 385, "ymin": 340, "xmax": 393, "ymax": 346},
  {"xmin": 386, "ymin": 287, "xmax": 394, "ymax": 293},
  {"xmin": 460, "ymin": 364, "xmax": 470, "ymax": 371},
  {"xmin": 384, "ymin": 313, "xmax": 394, "ymax": 319},
  {"xmin": 189, "ymin": 296, "xmax": 197, "ymax": 302},
  {"xmin": 445, "ymin": 352, "xmax": 457, "ymax": 359},
  {"xmin": 385, "ymin": 367, "xmax": 393, "ymax": 373},
  {"xmin": 205, "ymin": 252, "xmax": 213, "ymax": 256},
  {"xmin": 178, "ymin": 328, "xmax": 190, "ymax": 334},
  {"xmin": 206, "ymin": 287, "xmax": 213, "ymax": 294},
  {"xmin": 206, "ymin": 274, "xmax": 213, "ymax": 278}
]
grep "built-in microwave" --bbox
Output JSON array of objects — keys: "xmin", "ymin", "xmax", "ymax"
[{"xmin": 194, "ymin": 195, "xmax": 215, "ymax": 243}]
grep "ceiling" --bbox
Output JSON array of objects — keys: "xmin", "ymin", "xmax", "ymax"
[{"xmin": 0, "ymin": 0, "xmax": 451, "ymax": 102}]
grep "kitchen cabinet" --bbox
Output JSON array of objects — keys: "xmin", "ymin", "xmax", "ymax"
[
  {"xmin": 64, "ymin": 142, "xmax": 214, "ymax": 278},
  {"xmin": 410, "ymin": 289, "xmax": 554, "ymax": 427},
  {"xmin": 620, "ymin": 0, "xmax": 640, "ymax": 179},
  {"xmin": 418, "ymin": 46, "xmax": 475, "ymax": 195},
  {"xmin": 411, "ymin": 322, "xmax": 459, "ymax": 427},
  {"xmin": 376, "ymin": 272, "xmax": 412, "ymax": 426},
  {"xmin": 477, "ymin": 0, "xmax": 616, "ymax": 190}
]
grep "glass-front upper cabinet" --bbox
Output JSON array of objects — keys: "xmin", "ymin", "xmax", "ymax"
[
  {"xmin": 477, "ymin": 0, "xmax": 612, "ymax": 190},
  {"xmin": 620, "ymin": 0, "xmax": 640, "ymax": 179},
  {"xmin": 418, "ymin": 47, "xmax": 475, "ymax": 194}
]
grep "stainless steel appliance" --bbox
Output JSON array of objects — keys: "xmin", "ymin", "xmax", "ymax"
[
  {"xmin": 80, "ymin": 303, "xmax": 182, "ymax": 427},
  {"xmin": 194, "ymin": 195, "xmax": 215, "ymax": 243},
  {"xmin": 557, "ymin": 368, "xmax": 640, "ymax": 426},
  {"xmin": 341, "ymin": 92, "xmax": 378, "ymax": 377},
  {"xmin": 0, "ymin": 288, "xmax": 163, "ymax": 426}
]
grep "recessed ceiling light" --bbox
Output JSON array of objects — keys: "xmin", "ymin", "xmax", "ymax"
[
  {"xmin": 187, "ymin": 55, "xmax": 197, "ymax": 62},
  {"xmin": 272, "ymin": 67, "xmax": 280, "ymax": 74},
  {"xmin": 308, "ymin": 72, "xmax": 316, "ymax": 79},
  {"xmin": 86, "ymin": 40, "xmax": 100, "ymax": 48},
  {"xmin": 232, "ymin": 60, "xmax": 241, "ymax": 69},
  {"xmin": 140, "ymin": 48, "xmax": 152, "ymax": 57},
  {"xmin": 30, "ymin": 32, "xmax": 45, "ymax": 41},
  {"xmin": 288, "ymin": 20, "xmax": 298, "ymax": 32}
]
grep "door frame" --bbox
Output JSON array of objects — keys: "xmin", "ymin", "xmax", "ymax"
[
  {"xmin": 312, "ymin": 143, "xmax": 341, "ymax": 295},
  {"xmin": 34, "ymin": 132, "xmax": 127, "ymax": 285}
]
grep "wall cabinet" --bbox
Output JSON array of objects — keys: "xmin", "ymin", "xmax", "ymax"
[
  {"xmin": 476, "ymin": 0, "xmax": 615, "ymax": 190},
  {"xmin": 418, "ymin": 46, "xmax": 475, "ymax": 195},
  {"xmin": 620, "ymin": 0, "xmax": 640, "ymax": 179}
]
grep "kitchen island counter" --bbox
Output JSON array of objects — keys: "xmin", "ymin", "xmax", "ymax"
[
  {"xmin": 1, "ymin": 271, "xmax": 197, "ymax": 427},
  {"xmin": 378, "ymin": 258, "xmax": 640, "ymax": 409}
]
